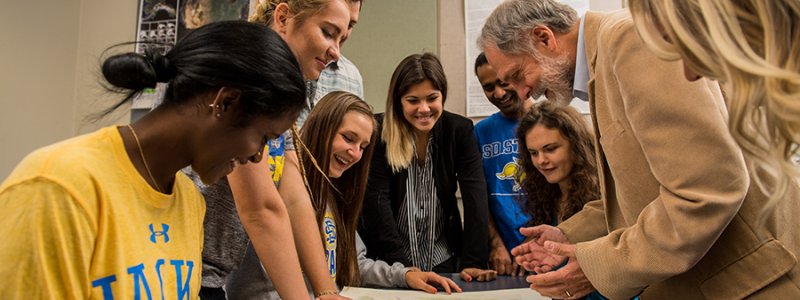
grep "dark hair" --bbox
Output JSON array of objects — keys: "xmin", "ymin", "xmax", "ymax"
[
  {"xmin": 516, "ymin": 101, "xmax": 598, "ymax": 226},
  {"xmin": 101, "ymin": 20, "xmax": 306, "ymax": 124},
  {"xmin": 297, "ymin": 91, "xmax": 376, "ymax": 287},
  {"xmin": 388, "ymin": 52, "xmax": 448, "ymax": 111},
  {"xmin": 474, "ymin": 52, "xmax": 489, "ymax": 75},
  {"xmin": 382, "ymin": 52, "xmax": 448, "ymax": 171}
]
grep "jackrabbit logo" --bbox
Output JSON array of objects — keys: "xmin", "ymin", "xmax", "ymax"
[{"xmin": 496, "ymin": 158, "xmax": 522, "ymax": 192}]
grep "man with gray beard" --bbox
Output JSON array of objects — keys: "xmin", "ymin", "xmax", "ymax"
[{"xmin": 476, "ymin": 0, "xmax": 791, "ymax": 299}]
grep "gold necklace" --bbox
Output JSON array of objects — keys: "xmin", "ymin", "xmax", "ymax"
[{"xmin": 127, "ymin": 125, "xmax": 162, "ymax": 193}]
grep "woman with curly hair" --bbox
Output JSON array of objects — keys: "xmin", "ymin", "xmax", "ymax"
[
  {"xmin": 516, "ymin": 101, "xmax": 598, "ymax": 228},
  {"xmin": 516, "ymin": 101, "xmax": 605, "ymax": 300}
]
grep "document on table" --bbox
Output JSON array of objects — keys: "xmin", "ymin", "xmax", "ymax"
[{"xmin": 340, "ymin": 287, "xmax": 550, "ymax": 300}]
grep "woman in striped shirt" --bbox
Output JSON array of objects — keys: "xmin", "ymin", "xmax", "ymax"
[{"xmin": 360, "ymin": 53, "xmax": 496, "ymax": 281}]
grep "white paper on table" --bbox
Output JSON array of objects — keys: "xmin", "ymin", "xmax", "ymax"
[{"xmin": 340, "ymin": 287, "xmax": 550, "ymax": 300}]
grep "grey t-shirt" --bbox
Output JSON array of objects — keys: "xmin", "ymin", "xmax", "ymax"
[{"xmin": 190, "ymin": 130, "xmax": 294, "ymax": 288}]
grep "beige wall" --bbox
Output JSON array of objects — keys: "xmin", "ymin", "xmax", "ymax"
[
  {"xmin": 73, "ymin": 0, "xmax": 138, "ymax": 135},
  {"xmin": 345, "ymin": 0, "xmax": 438, "ymax": 113},
  {"xmin": 0, "ymin": 0, "xmax": 135, "ymax": 178},
  {"xmin": 1, "ymin": 1, "xmax": 81, "ymax": 178}
]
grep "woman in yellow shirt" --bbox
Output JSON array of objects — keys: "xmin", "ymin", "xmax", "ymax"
[{"xmin": 0, "ymin": 21, "xmax": 305, "ymax": 299}]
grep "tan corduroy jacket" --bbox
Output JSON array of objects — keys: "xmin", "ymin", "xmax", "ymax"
[{"xmin": 558, "ymin": 10, "xmax": 799, "ymax": 299}]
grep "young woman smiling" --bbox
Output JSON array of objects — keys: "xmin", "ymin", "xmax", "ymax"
[
  {"xmin": 517, "ymin": 101, "xmax": 598, "ymax": 228},
  {"xmin": 359, "ymin": 53, "xmax": 496, "ymax": 282}
]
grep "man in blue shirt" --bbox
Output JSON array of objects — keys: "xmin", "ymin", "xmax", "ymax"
[{"xmin": 472, "ymin": 52, "xmax": 532, "ymax": 277}]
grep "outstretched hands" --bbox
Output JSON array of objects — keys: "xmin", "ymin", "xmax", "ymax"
[
  {"xmin": 512, "ymin": 225, "xmax": 596, "ymax": 299},
  {"xmin": 525, "ymin": 241, "xmax": 595, "ymax": 299},
  {"xmin": 511, "ymin": 225, "xmax": 568, "ymax": 273}
]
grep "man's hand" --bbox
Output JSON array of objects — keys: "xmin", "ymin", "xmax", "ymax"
[
  {"xmin": 459, "ymin": 268, "xmax": 498, "ymax": 282},
  {"xmin": 526, "ymin": 241, "xmax": 595, "ymax": 299},
  {"xmin": 405, "ymin": 270, "xmax": 462, "ymax": 294},
  {"xmin": 512, "ymin": 225, "xmax": 569, "ymax": 272}
]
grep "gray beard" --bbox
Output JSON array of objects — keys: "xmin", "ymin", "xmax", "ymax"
[{"xmin": 531, "ymin": 51, "xmax": 575, "ymax": 106}]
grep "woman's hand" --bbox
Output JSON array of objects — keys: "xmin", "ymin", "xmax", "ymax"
[
  {"xmin": 459, "ymin": 268, "xmax": 498, "ymax": 282},
  {"xmin": 405, "ymin": 270, "xmax": 462, "ymax": 294}
]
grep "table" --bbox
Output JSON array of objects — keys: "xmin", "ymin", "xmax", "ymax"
[
  {"xmin": 439, "ymin": 273, "xmax": 531, "ymax": 292},
  {"xmin": 340, "ymin": 274, "xmax": 550, "ymax": 300}
]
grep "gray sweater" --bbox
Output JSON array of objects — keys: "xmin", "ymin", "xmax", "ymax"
[{"xmin": 224, "ymin": 233, "xmax": 410, "ymax": 299}]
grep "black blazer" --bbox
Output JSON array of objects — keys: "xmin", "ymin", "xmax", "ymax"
[{"xmin": 358, "ymin": 111, "xmax": 489, "ymax": 270}]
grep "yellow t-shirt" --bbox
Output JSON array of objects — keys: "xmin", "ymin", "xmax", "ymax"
[{"xmin": 0, "ymin": 126, "xmax": 205, "ymax": 299}]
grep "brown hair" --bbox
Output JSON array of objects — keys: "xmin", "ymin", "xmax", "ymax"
[
  {"xmin": 296, "ymin": 91, "xmax": 376, "ymax": 287},
  {"xmin": 516, "ymin": 101, "xmax": 598, "ymax": 225},
  {"xmin": 382, "ymin": 53, "xmax": 448, "ymax": 172}
]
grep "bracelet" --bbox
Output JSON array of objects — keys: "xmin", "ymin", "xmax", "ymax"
[{"xmin": 315, "ymin": 289, "xmax": 339, "ymax": 297}]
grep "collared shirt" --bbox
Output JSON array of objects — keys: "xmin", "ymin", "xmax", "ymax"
[
  {"xmin": 573, "ymin": 15, "xmax": 590, "ymax": 102},
  {"xmin": 297, "ymin": 55, "xmax": 364, "ymax": 128},
  {"xmin": 397, "ymin": 135, "xmax": 452, "ymax": 271}
]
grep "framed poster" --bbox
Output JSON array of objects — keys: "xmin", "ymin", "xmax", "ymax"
[
  {"xmin": 133, "ymin": 0, "xmax": 179, "ymax": 109},
  {"xmin": 132, "ymin": 0, "xmax": 252, "ymax": 111}
]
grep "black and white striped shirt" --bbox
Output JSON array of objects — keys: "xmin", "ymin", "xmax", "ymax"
[{"xmin": 397, "ymin": 136, "xmax": 452, "ymax": 271}]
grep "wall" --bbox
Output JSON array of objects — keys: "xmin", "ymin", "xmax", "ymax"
[
  {"xmin": 73, "ymin": 0, "xmax": 138, "ymax": 135},
  {"xmin": 345, "ymin": 0, "xmax": 439, "ymax": 113},
  {"xmin": 0, "ymin": 0, "xmax": 136, "ymax": 178},
  {"xmin": 0, "ymin": 1, "xmax": 82, "ymax": 178},
  {"xmin": 0, "ymin": 0, "xmax": 624, "ymax": 179}
]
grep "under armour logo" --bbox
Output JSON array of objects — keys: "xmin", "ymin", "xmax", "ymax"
[{"xmin": 149, "ymin": 223, "xmax": 170, "ymax": 244}]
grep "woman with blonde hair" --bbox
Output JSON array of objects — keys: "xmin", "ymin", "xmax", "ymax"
[
  {"xmin": 196, "ymin": 0, "xmax": 352, "ymax": 299},
  {"xmin": 629, "ymin": 0, "xmax": 799, "ymax": 213},
  {"xmin": 629, "ymin": 0, "xmax": 800, "ymax": 297}
]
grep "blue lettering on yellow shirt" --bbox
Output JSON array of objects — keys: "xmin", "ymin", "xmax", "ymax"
[{"xmin": 90, "ymin": 259, "xmax": 195, "ymax": 300}]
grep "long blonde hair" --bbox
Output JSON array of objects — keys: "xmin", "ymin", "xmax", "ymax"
[{"xmin": 630, "ymin": 0, "xmax": 800, "ymax": 220}]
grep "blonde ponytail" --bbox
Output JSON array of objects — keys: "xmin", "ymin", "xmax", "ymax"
[{"xmin": 248, "ymin": 0, "xmax": 283, "ymax": 24}]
